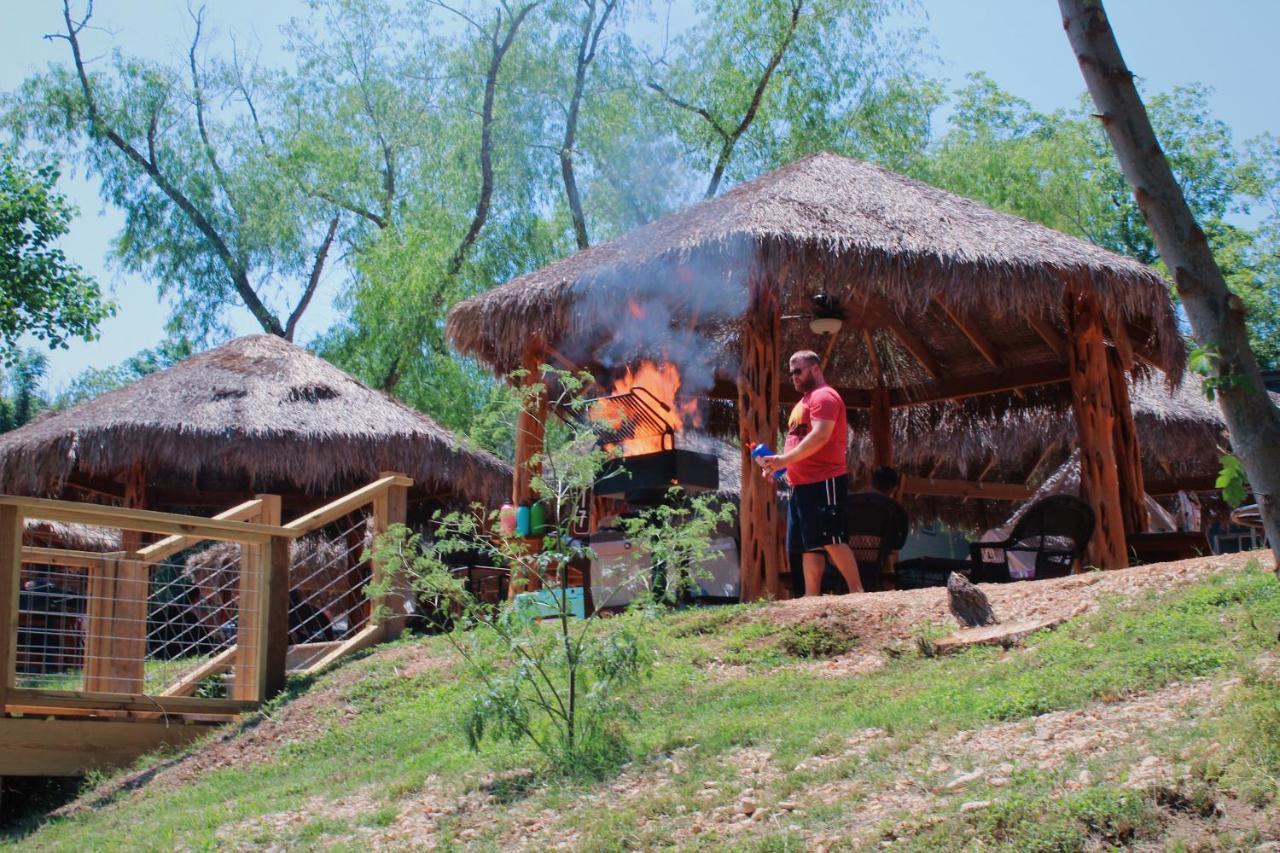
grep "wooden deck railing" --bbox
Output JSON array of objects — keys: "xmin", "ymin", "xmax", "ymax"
[{"xmin": 0, "ymin": 473, "xmax": 410, "ymax": 722}]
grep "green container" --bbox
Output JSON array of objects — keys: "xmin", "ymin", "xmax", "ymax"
[{"xmin": 529, "ymin": 501, "xmax": 547, "ymax": 536}]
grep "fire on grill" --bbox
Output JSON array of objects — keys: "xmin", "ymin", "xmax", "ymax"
[{"xmin": 567, "ymin": 362, "xmax": 720, "ymax": 504}]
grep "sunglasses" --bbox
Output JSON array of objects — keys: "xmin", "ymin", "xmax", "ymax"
[{"xmin": 788, "ymin": 365, "xmax": 813, "ymax": 377}]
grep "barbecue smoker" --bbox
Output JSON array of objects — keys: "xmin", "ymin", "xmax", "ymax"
[{"xmin": 572, "ymin": 386, "xmax": 719, "ymax": 503}]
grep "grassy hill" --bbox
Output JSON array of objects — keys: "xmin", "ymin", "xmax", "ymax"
[{"xmin": 6, "ymin": 552, "xmax": 1279, "ymax": 850}]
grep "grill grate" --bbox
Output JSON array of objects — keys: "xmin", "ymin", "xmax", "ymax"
[{"xmin": 569, "ymin": 387, "xmax": 678, "ymax": 450}]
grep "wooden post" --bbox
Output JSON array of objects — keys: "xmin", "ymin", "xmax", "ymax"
[
  {"xmin": 870, "ymin": 385, "xmax": 893, "ymax": 469},
  {"xmin": 259, "ymin": 496, "xmax": 289, "ymax": 702},
  {"xmin": 737, "ymin": 268, "xmax": 785, "ymax": 601},
  {"xmin": 510, "ymin": 343, "xmax": 547, "ymax": 599},
  {"xmin": 370, "ymin": 473, "xmax": 410, "ymax": 639},
  {"xmin": 87, "ymin": 462, "xmax": 148, "ymax": 693},
  {"xmin": 1106, "ymin": 348, "xmax": 1148, "ymax": 539},
  {"xmin": 0, "ymin": 505, "xmax": 22, "ymax": 708},
  {"xmin": 1064, "ymin": 287, "xmax": 1129, "ymax": 569}
]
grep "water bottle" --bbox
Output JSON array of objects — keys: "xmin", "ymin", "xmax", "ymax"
[
  {"xmin": 498, "ymin": 502, "xmax": 517, "ymax": 536},
  {"xmin": 751, "ymin": 443, "xmax": 787, "ymax": 482},
  {"xmin": 529, "ymin": 501, "xmax": 547, "ymax": 536},
  {"xmin": 515, "ymin": 503, "xmax": 532, "ymax": 537}
]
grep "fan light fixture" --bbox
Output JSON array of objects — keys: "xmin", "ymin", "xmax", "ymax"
[{"xmin": 809, "ymin": 292, "xmax": 845, "ymax": 336}]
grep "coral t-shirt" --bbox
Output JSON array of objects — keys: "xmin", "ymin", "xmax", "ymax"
[{"xmin": 783, "ymin": 384, "xmax": 848, "ymax": 486}]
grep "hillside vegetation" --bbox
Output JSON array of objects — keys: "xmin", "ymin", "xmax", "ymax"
[{"xmin": 6, "ymin": 552, "xmax": 1279, "ymax": 851}]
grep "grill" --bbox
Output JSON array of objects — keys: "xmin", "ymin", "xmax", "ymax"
[{"xmin": 568, "ymin": 387, "xmax": 719, "ymax": 503}]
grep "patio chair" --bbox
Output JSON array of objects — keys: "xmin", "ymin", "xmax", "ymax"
[
  {"xmin": 787, "ymin": 492, "xmax": 909, "ymax": 595},
  {"xmin": 846, "ymin": 492, "xmax": 910, "ymax": 592},
  {"xmin": 969, "ymin": 494, "xmax": 1095, "ymax": 581}
]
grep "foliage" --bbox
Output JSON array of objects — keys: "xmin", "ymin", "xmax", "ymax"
[
  {"xmin": 1215, "ymin": 453, "xmax": 1250, "ymax": 509},
  {"xmin": 367, "ymin": 368, "xmax": 734, "ymax": 777},
  {"xmin": 5, "ymin": 4, "xmax": 342, "ymax": 342},
  {"xmin": 0, "ymin": 150, "xmax": 112, "ymax": 362},
  {"xmin": 922, "ymin": 75, "xmax": 1280, "ymax": 368},
  {"xmin": 53, "ymin": 335, "xmax": 194, "ymax": 408},
  {"xmin": 0, "ymin": 348, "xmax": 49, "ymax": 433}
]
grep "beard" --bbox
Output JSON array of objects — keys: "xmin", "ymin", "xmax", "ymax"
[{"xmin": 794, "ymin": 372, "xmax": 818, "ymax": 393}]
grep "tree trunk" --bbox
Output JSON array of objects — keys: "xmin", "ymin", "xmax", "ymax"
[
  {"xmin": 737, "ymin": 268, "xmax": 785, "ymax": 601},
  {"xmin": 1065, "ymin": 287, "xmax": 1129, "ymax": 569},
  {"xmin": 1060, "ymin": 0, "xmax": 1280, "ymax": 573}
]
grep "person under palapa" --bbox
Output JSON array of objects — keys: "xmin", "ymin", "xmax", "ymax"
[{"xmin": 756, "ymin": 350, "xmax": 862, "ymax": 596}]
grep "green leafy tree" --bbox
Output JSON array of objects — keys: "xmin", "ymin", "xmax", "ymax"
[
  {"xmin": 7, "ymin": 2, "xmax": 342, "ymax": 342},
  {"xmin": 0, "ymin": 348, "xmax": 49, "ymax": 433},
  {"xmin": 53, "ymin": 335, "xmax": 194, "ymax": 408},
  {"xmin": 368, "ymin": 368, "xmax": 734, "ymax": 776},
  {"xmin": 0, "ymin": 150, "xmax": 112, "ymax": 363},
  {"xmin": 923, "ymin": 74, "xmax": 1280, "ymax": 369},
  {"xmin": 646, "ymin": 0, "xmax": 938, "ymax": 198}
]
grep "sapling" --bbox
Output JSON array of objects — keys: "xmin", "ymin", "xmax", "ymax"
[{"xmin": 366, "ymin": 367, "xmax": 734, "ymax": 776}]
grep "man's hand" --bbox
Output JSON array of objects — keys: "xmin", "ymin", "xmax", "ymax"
[{"xmin": 757, "ymin": 454, "xmax": 785, "ymax": 478}]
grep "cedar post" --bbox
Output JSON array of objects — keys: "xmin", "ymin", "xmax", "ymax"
[
  {"xmin": 0, "ymin": 505, "xmax": 22, "ymax": 708},
  {"xmin": 1064, "ymin": 287, "xmax": 1129, "ymax": 569},
  {"xmin": 510, "ymin": 342, "xmax": 547, "ymax": 599},
  {"xmin": 259, "ymin": 496, "xmax": 289, "ymax": 702},
  {"xmin": 234, "ymin": 496, "xmax": 281, "ymax": 702},
  {"xmin": 870, "ymin": 385, "xmax": 893, "ymax": 469},
  {"xmin": 371, "ymin": 472, "xmax": 410, "ymax": 639},
  {"xmin": 737, "ymin": 267, "xmax": 785, "ymax": 601},
  {"xmin": 88, "ymin": 462, "xmax": 148, "ymax": 693},
  {"xmin": 1106, "ymin": 348, "xmax": 1148, "ymax": 539}
]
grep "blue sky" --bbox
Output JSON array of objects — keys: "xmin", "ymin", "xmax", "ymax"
[{"xmin": 3, "ymin": 1, "xmax": 1277, "ymax": 388}]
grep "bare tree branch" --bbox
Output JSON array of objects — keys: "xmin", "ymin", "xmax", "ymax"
[
  {"xmin": 285, "ymin": 213, "xmax": 341, "ymax": 341},
  {"xmin": 57, "ymin": 0, "xmax": 286, "ymax": 336}
]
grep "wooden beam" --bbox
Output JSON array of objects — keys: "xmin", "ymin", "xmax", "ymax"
[
  {"xmin": 299, "ymin": 623, "xmax": 384, "ymax": 675},
  {"xmin": 1107, "ymin": 348, "xmax": 1147, "ymax": 537},
  {"xmin": 1145, "ymin": 475, "xmax": 1219, "ymax": 496},
  {"xmin": 900, "ymin": 476, "xmax": 1033, "ymax": 501},
  {"xmin": 0, "ymin": 505, "xmax": 21, "ymax": 710},
  {"xmin": 20, "ymin": 547, "xmax": 119, "ymax": 569},
  {"xmin": 870, "ymin": 386, "xmax": 892, "ymax": 469},
  {"xmin": 1025, "ymin": 311, "xmax": 1067, "ymax": 358},
  {"xmin": 0, "ymin": 716, "xmax": 218, "ymax": 777},
  {"xmin": 863, "ymin": 329, "xmax": 883, "ymax": 384},
  {"xmin": 709, "ymin": 377, "xmax": 872, "ymax": 409},
  {"xmin": 370, "ymin": 473, "xmax": 410, "ymax": 640},
  {"xmin": 281, "ymin": 475, "xmax": 412, "ymax": 536},
  {"xmin": 935, "ymin": 296, "xmax": 1003, "ymax": 369},
  {"xmin": 864, "ymin": 294, "xmax": 942, "ymax": 381},
  {"xmin": 0, "ymin": 496, "xmax": 285, "ymax": 543},
  {"xmin": 136, "ymin": 499, "xmax": 265, "ymax": 565},
  {"xmin": 737, "ymin": 269, "xmax": 786, "ymax": 601},
  {"xmin": 112, "ymin": 463, "xmax": 148, "ymax": 694},
  {"xmin": 5, "ymin": 686, "xmax": 254, "ymax": 716},
  {"xmin": 160, "ymin": 647, "xmax": 236, "ymax": 698},
  {"xmin": 890, "ymin": 362, "xmax": 1071, "ymax": 407},
  {"xmin": 1065, "ymin": 286, "xmax": 1129, "ymax": 569}
]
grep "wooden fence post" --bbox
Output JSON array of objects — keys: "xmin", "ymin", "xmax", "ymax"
[
  {"xmin": 259, "ymin": 496, "xmax": 288, "ymax": 701},
  {"xmin": 234, "ymin": 495, "xmax": 282, "ymax": 702},
  {"xmin": 0, "ymin": 505, "xmax": 22, "ymax": 707},
  {"xmin": 371, "ymin": 473, "xmax": 410, "ymax": 640}
]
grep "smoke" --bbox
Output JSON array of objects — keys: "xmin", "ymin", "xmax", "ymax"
[{"xmin": 565, "ymin": 237, "xmax": 755, "ymax": 407}]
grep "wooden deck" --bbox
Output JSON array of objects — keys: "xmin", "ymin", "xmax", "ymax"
[{"xmin": 1, "ymin": 475, "xmax": 410, "ymax": 777}]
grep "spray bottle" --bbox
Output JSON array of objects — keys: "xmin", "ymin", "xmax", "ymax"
[{"xmin": 750, "ymin": 443, "xmax": 787, "ymax": 482}]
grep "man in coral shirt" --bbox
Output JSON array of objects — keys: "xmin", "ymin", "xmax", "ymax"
[{"xmin": 757, "ymin": 350, "xmax": 862, "ymax": 596}]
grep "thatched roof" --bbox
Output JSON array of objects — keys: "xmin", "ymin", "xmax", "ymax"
[
  {"xmin": 844, "ymin": 373, "xmax": 1239, "ymax": 531},
  {"xmin": 23, "ymin": 519, "xmax": 120, "ymax": 552},
  {"xmin": 0, "ymin": 335, "xmax": 510, "ymax": 506},
  {"xmin": 447, "ymin": 152, "xmax": 1183, "ymax": 398}
]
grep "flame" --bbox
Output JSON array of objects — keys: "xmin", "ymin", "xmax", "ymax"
[
  {"xmin": 627, "ymin": 300, "xmax": 646, "ymax": 320},
  {"xmin": 591, "ymin": 360, "xmax": 703, "ymax": 456}
]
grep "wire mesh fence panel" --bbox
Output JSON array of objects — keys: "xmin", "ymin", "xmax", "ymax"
[
  {"xmin": 16, "ymin": 539, "xmax": 259, "ymax": 698},
  {"xmin": 286, "ymin": 513, "xmax": 371, "ymax": 674}
]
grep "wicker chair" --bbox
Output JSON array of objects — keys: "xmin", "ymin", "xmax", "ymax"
[
  {"xmin": 846, "ymin": 492, "xmax": 910, "ymax": 592},
  {"xmin": 969, "ymin": 495, "xmax": 1095, "ymax": 581}
]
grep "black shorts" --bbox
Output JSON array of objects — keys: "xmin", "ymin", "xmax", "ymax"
[{"xmin": 787, "ymin": 475, "xmax": 849, "ymax": 553}]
